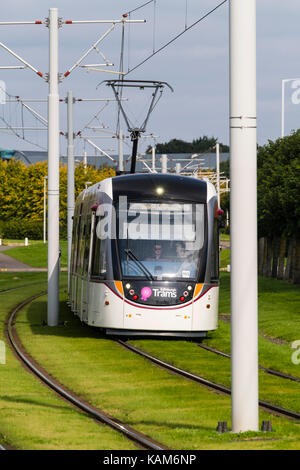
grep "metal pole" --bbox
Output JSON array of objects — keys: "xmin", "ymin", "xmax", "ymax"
[
  {"xmin": 67, "ymin": 91, "xmax": 75, "ymax": 292},
  {"xmin": 130, "ymin": 130, "xmax": 140, "ymax": 174},
  {"xmin": 216, "ymin": 143, "xmax": 220, "ymax": 208},
  {"xmin": 175, "ymin": 162, "xmax": 181, "ymax": 174},
  {"xmin": 281, "ymin": 80, "xmax": 285, "ymax": 138},
  {"xmin": 118, "ymin": 129, "xmax": 124, "ymax": 171},
  {"xmin": 152, "ymin": 145, "xmax": 156, "ymax": 172},
  {"xmin": 0, "ymin": 41, "xmax": 44, "ymax": 78},
  {"xmin": 47, "ymin": 8, "xmax": 60, "ymax": 326},
  {"xmin": 161, "ymin": 154, "xmax": 168, "ymax": 173},
  {"xmin": 230, "ymin": 0, "xmax": 259, "ymax": 432},
  {"xmin": 43, "ymin": 176, "xmax": 47, "ymax": 244},
  {"xmin": 83, "ymin": 149, "xmax": 87, "ymax": 174}
]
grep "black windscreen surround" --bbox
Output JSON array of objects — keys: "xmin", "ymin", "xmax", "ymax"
[{"xmin": 112, "ymin": 174, "xmax": 207, "ymax": 203}]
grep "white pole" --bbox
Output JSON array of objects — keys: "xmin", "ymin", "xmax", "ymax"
[
  {"xmin": 43, "ymin": 176, "xmax": 47, "ymax": 244},
  {"xmin": 83, "ymin": 149, "xmax": 87, "ymax": 174},
  {"xmin": 216, "ymin": 143, "xmax": 220, "ymax": 208},
  {"xmin": 161, "ymin": 154, "xmax": 168, "ymax": 173},
  {"xmin": 47, "ymin": 8, "xmax": 60, "ymax": 326},
  {"xmin": 152, "ymin": 145, "xmax": 156, "ymax": 171},
  {"xmin": 67, "ymin": 91, "xmax": 75, "ymax": 292},
  {"xmin": 175, "ymin": 162, "xmax": 181, "ymax": 174},
  {"xmin": 230, "ymin": 0, "xmax": 259, "ymax": 432},
  {"xmin": 118, "ymin": 130, "xmax": 124, "ymax": 171},
  {"xmin": 281, "ymin": 80, "xmax": 285, "ymax": 138}
]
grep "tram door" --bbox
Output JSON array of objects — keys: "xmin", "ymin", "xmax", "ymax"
[
  {"xmin": 81, "ymin": 214, "xmax": 94, "ymax": 322},
  {"xmin": 80, "ymin": 214, "xmax": 94, "ymax": 321}
]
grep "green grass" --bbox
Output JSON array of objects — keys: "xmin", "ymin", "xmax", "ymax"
[
  {"xmin": 220, "ymin": 249, "xmax": 230, "ymax": 269},
  {"xmin": 220, "ymin": 233, "xmax": 230, "ymax": 242},
  {"xmin": 1, "ymin": 249, "xmax": 300, "ymax": 449},
  {"xmin": 14, "ymin": 291, "xmax": 300, "ymax": 449},
  {"xmin": 1, "ymin": 239, "xmax": 44, "ymax": 246},
  {"xmin": 0, "ymin": 272, "xmax": 45, "ymax": 291},
  {"xmin": 0, "ymin": 273, "xmax": 136, "ymax": 450},
  {"xmin": 3, "ymin": 241, "xmax": 67, "ymax": 268},
  {"xmin": 219, "ymin": 272, "xmax": 300, "ymax": 344}
]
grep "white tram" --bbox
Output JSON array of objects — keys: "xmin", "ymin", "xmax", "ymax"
[{"xmin": 69, "ymin": 173, "xmax": 220, "ymax": 337}]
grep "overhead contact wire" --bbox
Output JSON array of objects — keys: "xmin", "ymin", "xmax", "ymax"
[{"xmin": 125, "ymin": 0, "xmax": 228, "ymax": 76}]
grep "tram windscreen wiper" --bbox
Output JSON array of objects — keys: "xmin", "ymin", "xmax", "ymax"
[{"xmin": 124, "ymin": 248, "xmax": 155, "ymax": 281}]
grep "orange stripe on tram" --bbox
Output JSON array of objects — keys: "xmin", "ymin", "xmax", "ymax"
[
  {"xmin": 114, "ymin": 281, "xmax": 124, "ymax": 297},
  {"xmin": 193, "ymin": 283, "xmax": 203, "ymax": 299}
]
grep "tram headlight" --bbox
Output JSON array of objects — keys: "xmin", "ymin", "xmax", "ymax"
[
  {"xmin": 187, "ymin": 285, "xmax": 193, "ymax": 291},
  {"xmin": 156, "ymin": 187, "xmax": 164, "ymax": 195},
  {"xmin": 125, "ymin": 283, "xmax": 131, "ymax": 289}
]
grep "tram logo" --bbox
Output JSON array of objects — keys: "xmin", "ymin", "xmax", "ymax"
[
  {"xmin": 141, "ymin": 287, "xmax": 152, "ymax": 301},
  {"xmin": 152, "ymin": 287, "xmax": 177, "ymax": 298}
]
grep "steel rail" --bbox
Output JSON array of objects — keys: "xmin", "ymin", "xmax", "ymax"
[
  {"xmin": 0, "ymin": 282, "xmax": 44, "ymax": 295},
  {"xmin": 6, "ymin": 294, "xmax": 168, "ymax": 451},
  {"xmin": 118, "ymin": 340, "xmax": 300, "ymax": 422},
  {"xmin": 197, "ymin": 343, "xmax": 300, "ymax": 384}
]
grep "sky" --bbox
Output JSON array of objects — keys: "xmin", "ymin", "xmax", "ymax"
[{"xmin": 0, "ymin": 0, "xmax": 300, "ymax": 158}]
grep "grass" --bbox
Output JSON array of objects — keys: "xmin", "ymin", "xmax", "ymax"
[
  {"xmin": 1, "ymin": 239, "xmax": 300, "ymax": 449},
  {"xmin": 0, "ymin": 273, "xmax": 136, "ymax": 450},
  {"xmin": 220, "ymin": 233, "xmax": 230, "ymax": 242},
  {"xmin": 14, "ymin": 290, "xmax": 300, "ymax": 449},
  {"xmin": 1, "ymin": 239, "xmax": 44, "ymax": 246},
  {"xmin": 219, "ymin": 272, "xmax": 300, "ymax": 344},
  {"xmin": 3, "ymin": 241, "xmax": 68, "ymax": 268}
]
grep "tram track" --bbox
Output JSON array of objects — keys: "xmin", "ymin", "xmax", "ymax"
[
  {"xmin": 5, "ymin": 293, "xmax": 168, "ymax": 451},
  {"xmin": 118, "ymin": 340, "xmax": 300, "ymax": 422},
  {"xmin": 197, "ymin": 343, "xmax": 300, "ymax": 384},
  {"xmin": 0, "ymin": 282, "xmax": 43, "ymax": 295}
]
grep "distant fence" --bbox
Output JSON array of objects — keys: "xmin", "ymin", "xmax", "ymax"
[{"xmin": 258, "ymin": 237, "xmax": 300, "ymax": 284}]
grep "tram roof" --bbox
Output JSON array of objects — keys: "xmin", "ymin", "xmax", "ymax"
[{"xmin": 111, "ymin": 173, "xmax": 208, "ymax": 203}]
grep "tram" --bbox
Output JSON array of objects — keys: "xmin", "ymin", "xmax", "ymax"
[{"xmin": 69, "ymin": 173, "xmax": 220, "ymax": 337}]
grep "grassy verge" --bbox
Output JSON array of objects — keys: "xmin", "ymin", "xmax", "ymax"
[
  {"xmin": 0, "ymin": 272, "xmax": 46, "ymax": 291},
  {"xmin": 220, "ymin": 233, "xmax": 230, "ymax": 242},
  {"xmin": 3, "ymin": 241, "xmax": 67, "ymax": 268},
  {"xmin": 0, "ymin": 273, "xmax": 135, "ymax": 450},
  {"xmin": 1, "ymin": 240, "xmax": 43, "ymax": 246},
  {"xmin": 219, "ymin": 272, "xmax": 300, "ymax": 344},
  {"xmin": 15, "ymin": 292, "xmax": 300, "ymax": 449}
]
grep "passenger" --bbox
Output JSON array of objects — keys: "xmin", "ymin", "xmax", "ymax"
[
  {"xmin": 175, "ymin": 242, "xmax": 186, "ymax": 259},
  {"xmin": 146, "ymin": 243, "xmax": 167, "ymax": 261}
]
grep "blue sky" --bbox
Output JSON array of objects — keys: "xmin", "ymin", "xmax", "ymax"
[{"xmin": 0, "ymin": 0, "xmax": 300, "ymax": 157}]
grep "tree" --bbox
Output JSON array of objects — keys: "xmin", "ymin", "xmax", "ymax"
[
  {"xmin": 0, "ymin": 159, "xmax": 115, "ymax": 224},
  {"xmin": 146, "ymin": 136, "xmax": 229, "ymax": 154},
  {"xmin": 257, "ymin": 131, "xmax": 300, "ymax": 239}
]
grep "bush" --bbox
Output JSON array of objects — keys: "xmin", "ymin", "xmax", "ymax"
[
  {"xmin": 0, "ymin": 219, "xmax": 68, "ymax": 241},
  {"xmin": 0, "ymin": 219, "xmax": 44, "ymax": 240}
]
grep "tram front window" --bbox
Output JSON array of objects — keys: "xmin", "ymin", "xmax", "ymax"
[{"xmin": 117, "ymin": 201, "xmax": 205, "ymax": 280}]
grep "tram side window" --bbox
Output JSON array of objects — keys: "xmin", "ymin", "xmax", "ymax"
[
  {"xmin": 71, "ymin": 216, "xmax": 77, "ymax": 273},
  {"xmin": 210, "ymin": 216, "xmax": 219, "ymax": 282},
  {"xmin": 91, "ymin": 215, "xmax": 107, "ymax": 279},
  {"xmin": 75, "ymin": 216, "xmax": 85, "ymax": 275},
  {"xmin": 83, "ymin": 216, "xmax": 91, "ymax": 276},
  {"xmin": 74, "ymin": 216, "xmax": 81, "ymax": 274}
]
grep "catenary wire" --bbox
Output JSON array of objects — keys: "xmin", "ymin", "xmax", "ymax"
[{"xmin": 125, "ymin": 0, "xmax": 228, "ymax": 76}]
